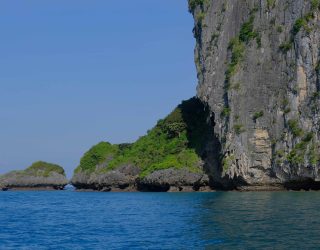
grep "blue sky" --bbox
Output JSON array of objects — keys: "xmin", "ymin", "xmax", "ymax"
[{"xmin": 0, "ymin": 0, "xmax": 197, "ymax": 177}]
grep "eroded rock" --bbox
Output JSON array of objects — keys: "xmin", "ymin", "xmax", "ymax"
[
  {"xmin": 71, "ymin": 165, "xmax": 140, "ymax": 191},
  {"xmin": 189, "ymin": 0, "xmax": 320, "ymax": 189},
  {"xmin": 138, "ymin": 168, "xmax": 210, "ymax": 192},
  {"xmin": 0, "ymin": 161, "xmax": 68, "ymax": 190}
]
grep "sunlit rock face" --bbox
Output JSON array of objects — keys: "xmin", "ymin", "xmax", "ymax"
[{"xmin": 190, "ymin": 0, "xmax": 320, "ymax": 189}]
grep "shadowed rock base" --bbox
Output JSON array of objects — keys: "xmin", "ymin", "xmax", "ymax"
[
  {"xmin": 284, "ymin": 180, "xmax": 320, "ymax": 191},
  {"xmin": 2, "ymin": 186, "xmax": 66, "ymax": 191},
  {"xmin": 72, "ymin": 168, "xmax": 213, "ymax": 192},
  {"xmin": 137, "ymin": 169, "xmax": 210, "ymax": 192},
  {"xmin": 228, "ymin": 180, "xmax": 320, "ymax": 192}
]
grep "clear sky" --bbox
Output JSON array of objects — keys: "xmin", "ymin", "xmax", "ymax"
[{"xmin": 0, "ymin": 0, "xmax": 197, "ymax": 177}]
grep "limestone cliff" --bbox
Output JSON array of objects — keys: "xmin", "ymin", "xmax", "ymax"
[{"xmin": 189, "ymin": 0, "xmax": 320, "ymax": 189}]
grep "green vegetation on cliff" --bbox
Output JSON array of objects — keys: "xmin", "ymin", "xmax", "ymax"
[
  {"xmin": 286, "ymin": 132, "xmax": 319, "ymax": 165},
  {"xmin": 188, "ymin": 0, "xmax": 209, "ymax": 12},
  {"xmin": 225, "ymin": 12, "xmax": 258, "ymax": 85},
  {"xmin": 75, "ymin": 98, "xmax": 212, "ymax": 177},
  {"xmin": 223, "ymin": 11, "xmax": 259, "ymax": 118},
  {"xmin": 267, "ymin": 0, "xmax": 276, "ymax": 10},
  {"xmin": 280, "ymin": 3, "xmax": 319, "ymax": 53},
  {"xmin": 25, "ymin": 161, "xmax": 65, "ymax": 177},
  {"xmin": 74, "ymin": 142, "xmax": 119, "ymax": 173},
  {"xmin": 288, "ymin": 119, "xmax": 303, "ymax": 137}
]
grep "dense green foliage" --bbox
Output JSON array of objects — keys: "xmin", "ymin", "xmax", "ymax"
[
  {"xmin": 287, "ymin": 132, "xmax": 318, "ymax": 165},
  {"xmin": 222, "ymin": 154, "xmax": 235, "ymax": 173},
  {"xmin": 75, "ymin": 98, "xmax": 212, "ymax": 177},
  {"xmin": 239, "ymin": 15, "xmax": 258, "ymax": 43},
  {"xmin": 234, "ymin": 124, "xmax": 245, "ymax": 135},
  {"xmin": 292, "ymin": 18, "xmax": 308, "ymax": 36},
  {"xmin": 225, "ymin": 38, "xmax": 245, "ymax": 84},
  {"xmin": 26, "ymin": 161, "xmax": 65, "ymax": 177},
  {"xmin": 188, "ymin": 0, "xmax": 209, "ymax": 12},
  {"xmin": 75, "ymin": 142, "xmax": 119, "ymax": 173},
  {"xmin": 221, "ymin": 107, "xmax": 231, "ymax": 118},
  {"xmin": 311, "ymin": 0, "xmax": 320, "ymax": 11},
  {"xmin": 279, "ymin": 42, "xmax": 292, "ymax": 53},
  {"xmin": 267, "ymin": 0, "xmax": 276, "ymax": 10},
  {"xmin": 288, "ymin": 119, "xmax": 303, "ymax": 137},
  {"xmin": 196, "ymin": 11, "xmax": 206, "ymax": 23},
  {"xmin": 253, "ymin": 111, "xmax": 264, "ymax": 121}
]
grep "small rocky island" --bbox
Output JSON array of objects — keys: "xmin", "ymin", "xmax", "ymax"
[
  {"xmin": 71, "ymin": 98, "xmax": 213, "ymax": 192},
  {"xmin": 0, "ymin": 161, "xmax": 68, "ymax": 191}
]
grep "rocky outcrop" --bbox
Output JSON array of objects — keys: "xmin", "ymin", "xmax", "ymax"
[
  {"xmin": 138, "ymin": 168, "xmax": 210, "ymax": 192},
  {"xmin": 0, "ymin": 161, "xmax": 68, "ymax": 190},
  {"xmin": 72, "ymin": 165, "xmax": 210, "ymax": 192},
  {"xmin": 71, "ymin": 165, "xmax": 140, "ymax": 191},
  {"xmin": 189, "ymin": 0, "xmax": 320, "ymax": 190},
  {"xmin": 71, "ymin": 98, "xmax": 214, "ymax": 192},
  {"xmin": 0, "ymin": 183, "xmax": 7, "ymax": 191}
]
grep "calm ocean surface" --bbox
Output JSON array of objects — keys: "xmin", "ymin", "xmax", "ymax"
[{"xmin": 0, "ymin": 191, "xmax": 319, "ymax": 249}]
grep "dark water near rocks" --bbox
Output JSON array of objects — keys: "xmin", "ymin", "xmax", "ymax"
[{"xmin": 0, "ymin": 191, "xmax": 320, "ymax": 249}]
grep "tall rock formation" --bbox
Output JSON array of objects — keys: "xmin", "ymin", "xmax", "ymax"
[{"xmin": 189, "ymin": 0, "xmax": 320, "ymax": 189}]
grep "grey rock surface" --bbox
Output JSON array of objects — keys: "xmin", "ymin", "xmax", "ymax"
[
  {"xmin": 72, "ymin": 164, "xmax": 212, "ymax": 192},
  {"xmin": 190, "ymin": 0, "xmax": 320, "ymax": 189},
  {"xmin": 71, "ymin": 164, "xmax": 140, "ymax": 191},
  {"xmin": 138, "ymin": 168, "xmax": 210, "ymax": 191},
  {"xmin": 0, "ymin": 165, "xmax": 68, "ymax": 190}
]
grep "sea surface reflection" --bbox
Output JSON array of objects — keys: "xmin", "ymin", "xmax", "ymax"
[{"xmin": 0, "ymin": 191, "xmax": 319, "ymax": 249}]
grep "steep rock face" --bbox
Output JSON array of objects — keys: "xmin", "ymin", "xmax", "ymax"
[
  {"xmin": 0, "ymin": 161, "xmax": 68, "ymax": 190},
  {"xmin": 190, "ymin": 0, "xmax": 320, "ymax": 189}
]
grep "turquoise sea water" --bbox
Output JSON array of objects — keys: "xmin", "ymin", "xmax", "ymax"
[{"xmin": 0, "ymin": 191, "xmax": 319, "ymax": 249}]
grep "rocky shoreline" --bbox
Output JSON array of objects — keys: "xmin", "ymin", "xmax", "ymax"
[
  {"xmin": 71, "ymin": 164, "xmax": 320, "ymax": 192},
  {"xmin": 0, "ymin": 161, "xmax": 68, "ymax": 191},
  {"xmin": 71, "ymin": 166, "xmax": 211, "ymax": 192},
  {"xmin": 1, "ymin": 187, "xmax": 65, "ymax": 191},
  {"xmin": 2, "ymin": 175, "xmax": 320, "ymax": 192}
]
